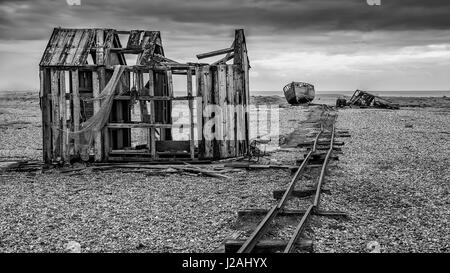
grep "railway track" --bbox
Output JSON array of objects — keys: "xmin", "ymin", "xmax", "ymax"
[{"xmin": 223, "ymin": 112, "xmax": 345, "ymax": 253}]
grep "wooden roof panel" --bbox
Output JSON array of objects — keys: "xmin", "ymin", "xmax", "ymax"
[{"xmin": 40, "ymin": 28, "xmax": 96, "ymax": 67}]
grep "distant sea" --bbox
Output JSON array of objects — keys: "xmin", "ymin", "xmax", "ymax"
[{"xmin": 252, "ymin": 90, "xmax": 450, "ymax": 97}]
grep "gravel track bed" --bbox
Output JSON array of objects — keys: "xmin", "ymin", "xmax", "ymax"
[
  {"xmin": 313, "ymin": 108, "xmax": 450, "ymax": 253},
  {"xmin": 0, "ymin": 169, "xmax": 291, "ymax": 253}
]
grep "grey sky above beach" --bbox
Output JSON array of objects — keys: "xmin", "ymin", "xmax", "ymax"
[{"xmin": 0, "ymin": 0, "xmax": 449, "ymax": 91}]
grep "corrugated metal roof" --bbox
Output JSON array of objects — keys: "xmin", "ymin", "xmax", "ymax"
[{"xmin": 40, "ymin": 28, "xmax": 96, "ymax": 67}]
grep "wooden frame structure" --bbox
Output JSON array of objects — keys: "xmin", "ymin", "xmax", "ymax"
[{"xmin": 39, "ymin": 28, "xmax": 250, "ymax": 164}]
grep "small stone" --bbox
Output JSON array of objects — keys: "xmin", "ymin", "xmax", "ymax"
[
  {"xmin": 366, "ymin": 241, "xmax": 381, "ymax": 253},
  {"xmin": 65, "ymin": 241, "xmax": 81, "ymax": 253}
]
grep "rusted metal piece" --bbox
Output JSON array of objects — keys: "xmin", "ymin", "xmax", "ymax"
[{"xmin": 237, "ymin": 129, "xmax": 324, "ymax": 254}]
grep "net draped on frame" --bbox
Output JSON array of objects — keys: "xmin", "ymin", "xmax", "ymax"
[{"xmin": 69, "ymin": 65, "xmax": 126, "ymax": 159}]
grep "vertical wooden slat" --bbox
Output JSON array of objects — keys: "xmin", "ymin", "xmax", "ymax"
[
  {"xmin": 218, "ymin": 65, "xmax": 227, "ymax": 158},
  {"xmin": 187, "ymin": 67, "xmax": 195, "ymax": 160},
  {"xmin": 202, "ymin": 66, "xmax": 213, "ymax": 159},
  {"xmin": 59, "ymin": 71, "xmax": 67, "ymax": 162},
  {"xmin": 95, "ymin": 29, "xmax": 105, "ymax": 66},
  {"xmin": 166, "ymin": 70, "xmax": 174, "ymax": 97},
  {"xmin": 71, "ymin": 70, "xmax": 80, "ymax": 156},
  {"xmin": 234, "ymin": 66, "xmax": 244, "ymax": 156},
  {"xmin": 226, "ymin": 65, "xmax": 236, "ymax": 157},
  {"xmin": 195, "ymin": 66, "xmax": 204, "ymax": 157},
  {"xmin": 99, "ymin": 68, "xmax": 109, "ymax": 161},
  {"xmin": 148, "ymin": 70, "xmax": 157, "ymax": 160},
  {"xmin": 40, "ymin": 69, "xmax": 52, "ymax": 163},
  {"xmin": 92, "ymin": 70, "xmax": 102, "ymax": 161},
  {"xmin": 50, "ymin": 69, "xmax": 61, "ymax": 161}
]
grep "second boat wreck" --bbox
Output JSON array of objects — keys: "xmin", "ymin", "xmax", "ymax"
[{"xmin": 283, "ymin": 82, "xmax": 316, "ymax": 105}]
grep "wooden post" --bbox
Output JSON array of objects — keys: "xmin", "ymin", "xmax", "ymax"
[
  {"xmin": 40, "ymin": 68, "xmax": 52, "ymax": 163},
  {"xmin": 92, "ymin": 69, "xmax": 102, "ymax": 162},
  {"xmin": 59, "ymin": 71, "xmax": 68, "ymax": 163},
  {"xmin": 218, "ymin": 65, "xmax": 228, "ymax": 158},
  {"xmin": 226, "ymin": 65, "xmax": 236, "ymax": 157},
  {"xmin": 202, "ymin": 66, "xmax": 213, "ymax": 159},
  {"xmin": 71, "ymin": 70, "xmax": 80, "ymax": 157},
  {"xmin": 50, "ymin": 69, "xmax": 61, "ymax": 161},
  {"xmin": 148, "ymin": 70, "xmax": 157, "ymax": 160},
  {"xmin": 195, "ymin": 66, "xmax": 203, "ymax": 157},
  {"xmin": 187, "ymin": 67, "xmax": 195, "ymax": 160}
]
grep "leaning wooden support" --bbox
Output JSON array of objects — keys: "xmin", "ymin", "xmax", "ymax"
[{"xmin": 197, "ymin": 47, "xmax": 234, "ymax": 60}]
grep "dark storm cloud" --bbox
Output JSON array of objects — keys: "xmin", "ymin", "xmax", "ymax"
[{"xmin": 1, "ymin": 0, "xmax": 450, "ymax": 40}]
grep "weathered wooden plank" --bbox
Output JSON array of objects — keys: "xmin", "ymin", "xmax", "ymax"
[
  {"xmin": 217, "ymin": 65, "xmax": 227, "ymax": 158},
  {"xmin": 49, "ymin": 29, "xmax": 70, "ymax": 66},
  {"xmin": 187, "ymin": 68, "xmax": 195, "ymax": 160},
  {"xmin": 195, "ymin": 66, "xmax": 204, "ymax": 158},
  {"xmin": 212, "ymin": 66, "xmax": 220, "ymax": 159},
  {"xmin": 40, "ymin": 69, "xmax": 52, "ymax": 163},
  {"xmin": 166, "ymin": 70, "xmax": 174, "ymax": 97},
  {"xmin": 50, "ymin": 69, "xmax": 61, "ymax": 161},
  {"xmin": 156, "ymin": 141, "xmax": 190, "ymax": 152},
  {"xmin": 202, "ymin": 66, "xmax": 213, "ymax": 159},
  {"xmin": 64, "ymin": 30, "xmax": 84, "ymax": 66},
  {"xmin": 126, "ymin": 30, "xmax": 143, "ymax": 49},
  {"xmin": 59, "ymin": 71, "xmax": 68, "ymax": 162},
  {"xmin": 107, "ymin": 123, "xmax": 181, "ymax": 129},
  {"xmin": 226, "ymin": 65, "xmax": 236, "ymax": 157},
  {"xmin": 71, "ymin": 70, "xmax": 80, "ymax": 156},
  {"xmin": 40, "ymin": 28, "xmax": 61, "ymax": 66},
  {"xmin": 92, "ymin": 70, "xmax": 102, "ymax": 162},
  {"xmin": 197, "ymin": 47, "xmax": 234, "ymax": 60},
  {"xmin": 95, "ymin": 29, "xmax": 105, "ymax": 65},
  {"xmin": 148, "ymin": 70, "xmax": 157, "ymax": 160},
  {"xmin": 234, "ymin": 65, "xmax": 244, "ymax": 156},
  {"xmin": 273, "ymin": 189, "xmax": 331, "ymax": 199}
]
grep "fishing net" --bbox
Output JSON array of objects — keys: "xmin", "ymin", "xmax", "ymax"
[{"xmin": 69, "ymin": 65, "xmax": 126, "ymax": 160}]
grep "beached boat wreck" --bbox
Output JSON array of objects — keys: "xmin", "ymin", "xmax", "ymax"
[{"xmin": 283, "ymin": 82, "xmax": 316, "ymax": 105}]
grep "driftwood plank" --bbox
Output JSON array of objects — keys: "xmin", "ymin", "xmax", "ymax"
[
  {"xmin": 40, "ymin": 69, "xmax": 52, "ymax": 163},
  {"xmin": 217, "ymin": 65, "xmax": 228, "ymax": 158},
  {"xmin": 197, "ymin": 47, "xmax": 234, "ymax": 60},
  {"xmin": 202, "ymin": 66, "xmax": 213, "ymax": 159},
  {"xmin": 71, "ymin": 70, "xmax": 80, "ymax": 156},
  {"xmin": 148, "ymin": 70, "xmax": 157, "ymax": 160},
  {"xmin": 187, "ymin": 68, "xmax": 195, "ymax": 160},
  {"xmin": 92, "ymin": 70, "xmax": 102, "ymax": 162},
  {"xmin": 50, "ymin": 69, "xmax": 61, "ymax": 161},
  {"xmin": 195, "ymin": 66, "xmax": 203, "ymax": 157},
  {"xmin": 59, "ymin": 71, "xmax": 68, "ymax": 162},
  {"xmin": 226, "ymin": 65, "xmax": 236, "ymax": 157}
]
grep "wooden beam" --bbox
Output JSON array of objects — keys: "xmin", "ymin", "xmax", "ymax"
[
  {"xmin": 226, "ymin": 65, "xmax": 236, "ymax": 157},
  {"xmin": 92, "ymin": 70, "xmax": 102, "ymax": 162},
  {"xmin": 211, "ymin": 53, "xmax": 235, "ymax": 66},
  {"xmin": 218, "ymin": 65, "xmax": 228, "ymax": 158},
  {"xmin": 71, "ymin": 70, "xmax": 80, "ymax": 156},
  {"xmin": 148, "ymin": 70, "xmax": 157, "ymax": 160},
  {"xmin": 40, "ymin": 69, "xmax": 52, "ymax": 163},
  {"xmin": 50, "ymin": 69, "xmax": 60, "ymax": 162},
  {"xmin": 197, "ymin": 47, "xmax": 234, "ymax": 60},
  {"xmin": 59, "ymin": 71, "xmax": 68, "ymax": 162},
  {"xmin": 107, "ymin": 123, "xmax": 187, "ymax": 129},
  {"xmin": 187, "ymin": 68, "xmax": 195, "ymax": 160},
  {"xmin": 273, "ymin": 189, "xmax": 331, "ymax": 199},
  {"xmin": 114, "ymin": 95, "xmax": 197, "ymax": 101}
]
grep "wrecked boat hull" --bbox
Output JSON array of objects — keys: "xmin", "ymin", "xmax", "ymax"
[{"xmin": 283, "ymin": 82, "xmax": 315, "ymax": 104}]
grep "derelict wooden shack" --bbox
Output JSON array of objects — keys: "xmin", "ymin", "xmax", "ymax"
[{"xmin": 39, "ymin": 28, "xmax": 250, "ymax": 164}]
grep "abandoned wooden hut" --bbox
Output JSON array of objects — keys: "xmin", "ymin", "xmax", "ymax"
[{"xmin": 39, "ymin": 28, "xmax": 251, "ymax": 164}]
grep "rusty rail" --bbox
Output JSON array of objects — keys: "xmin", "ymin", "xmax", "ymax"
[{"xmin": 237, "ymin": 119, "xmax": 336, "ymax": 254}]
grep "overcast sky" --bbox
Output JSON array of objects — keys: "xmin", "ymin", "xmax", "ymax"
[{"xmin": 1, "ymin": 0, "xmax": 450, "ymax": 91}]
